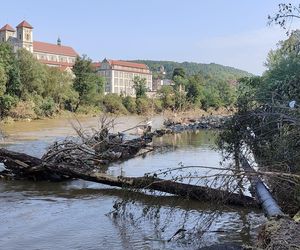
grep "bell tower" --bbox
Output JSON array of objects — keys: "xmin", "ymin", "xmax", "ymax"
[
  {"xmin": 0, "ymin": 24, "xmax": 16, "ymax": 42},
  {"xmin": 16, "ymin": 20, "xmax": 33, "ymax": 52}
]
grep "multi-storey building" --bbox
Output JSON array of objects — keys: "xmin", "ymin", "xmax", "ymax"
[
  {"xmin": 0, "ymin": 20, "xmax": 77, "ymax": 70},
  {"xmin": 96, "ymin": 59, "xmax": 152, "ymax": 96}
]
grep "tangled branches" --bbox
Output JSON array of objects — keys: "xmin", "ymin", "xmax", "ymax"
[{"xmin": 41, "ymin": 115, "xmax": 155, "ymax": 169}]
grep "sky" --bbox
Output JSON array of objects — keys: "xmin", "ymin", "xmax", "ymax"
[{"xmin": 1, "ymin": 0, "xmax": 299, "ymax": 75}]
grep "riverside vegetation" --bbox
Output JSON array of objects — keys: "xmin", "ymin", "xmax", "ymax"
[{"xmin": 0, "ymin": 42, "xmax": 248, "ymax": 122}]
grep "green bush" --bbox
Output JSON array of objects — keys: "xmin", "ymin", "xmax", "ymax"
[
  {"xmin": 101, "ymin": 94, "xmax": 128, "ymax": 114},
  {"xmin": 153, "ymin": 98, "xmax": 163, "ymax": 113},
  {"xmin": 0, "ymin": 94, "xmax": 18, "ymax": 117},
  {"xmin": 136, "ymin": 98, "xmax": 150, "ymax": 115},
  {"xmin": 39, "ymin": 97, "xmax": 56, "ymax": 117},
  {"xmin": 122, "ymin": 96, "xmax": 136, "ymax": 113},
  {"xmin": 31, "ymin": 95, "xmax": 56, "ymax": 117}
]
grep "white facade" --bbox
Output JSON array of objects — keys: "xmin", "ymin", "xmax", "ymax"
[{"xmin": 97, "ymin": 59, "xmax": 152, "ymax": 96}]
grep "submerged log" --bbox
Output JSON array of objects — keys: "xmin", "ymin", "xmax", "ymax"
[
  {"xmin": 239, "ymin": 154, "xmax": 284, "ymax": 218},
  {"xmin": 0, "ymin": 148, "xmax": 257, "ymax": 207}
]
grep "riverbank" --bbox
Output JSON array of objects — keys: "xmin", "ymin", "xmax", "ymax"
[{"xmin": 0, "ymin": 106, "xmax": 233, "ymax": 124}]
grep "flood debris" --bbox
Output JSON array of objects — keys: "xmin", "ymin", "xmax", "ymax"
[
  {"xmin": 164, "ymin": 115, "xmax": 229, "ymax": 132},
  {"xmin": 0, "ymin": 115, "xmax": 258, "ymax": 207},
  {"xmin": 257, "ymin": 217, "xmax": 300, "ymax": 249}
]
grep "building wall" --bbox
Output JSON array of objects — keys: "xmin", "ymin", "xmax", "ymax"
[
  {"xmin": 33, "ymin": 52, "xmax": 76, "ymax": 65},
  {"xmin": 0, "ymin": 31, "xmax": 15, "ymax": 42},
  {"xmin": 98, "ymin": 66, "xmax": 152, "ymax": 96},
  {"xmin": 16, "ymin": 27, "xmax": 33, "ymax": 52}
]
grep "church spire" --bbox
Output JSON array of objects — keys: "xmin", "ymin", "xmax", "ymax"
[{"xmin": 57, "ymin": 37, "xmax": 61, "ymax": 46}]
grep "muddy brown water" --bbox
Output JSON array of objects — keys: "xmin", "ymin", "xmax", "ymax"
[{"xmin": 0, "ymin": 116, "xmax": 265, "ymax": 250}]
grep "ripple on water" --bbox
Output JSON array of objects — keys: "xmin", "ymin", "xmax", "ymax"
[{"xmin": 0, "ymin": 118, "xmax": 265, "ymax": 249}]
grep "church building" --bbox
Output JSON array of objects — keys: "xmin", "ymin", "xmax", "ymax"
[{"xmin": 0, "ymin": 20, "xmax": 78, "ymax": 70}]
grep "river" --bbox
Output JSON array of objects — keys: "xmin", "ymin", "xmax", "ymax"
[{"xmin": 0, "ymin": 116, "xmax": 265, "ymax": 250}]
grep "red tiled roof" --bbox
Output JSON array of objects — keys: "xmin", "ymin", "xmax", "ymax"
[
  {"xmin": 108, "ymin": 60, "xmax": 148, "ymax": 69},
  {"xmin": 91, "ymin": 62, "xmax": 101, "ymax": 69},
  {"xmin": 0, "ymin": 24, "xmax": 15, "ymax": 32},
  {"xmin": 33, "ymin": 41, "xmax": 78, "ymax": 57},
  {"xmin": 38, "ymin": 59, "xmax": 74, "ymax": 67},
  {"xmin": 16, "ymin": 20, "xmax": 33, "ymax": 29}
]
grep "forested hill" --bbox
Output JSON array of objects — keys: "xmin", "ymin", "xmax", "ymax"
[{"xmin": 132, "ymin": 60, "xmax": 253, "ymax": 80}]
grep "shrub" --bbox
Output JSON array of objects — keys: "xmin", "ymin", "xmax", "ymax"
[
  {"xmin": 153, "ymin": 98, "xmax": 163, "ymax": 113},
  {"xmin": 136, "ymin": 98, "xmax": 150, "ymax": 115},
  {"xmin": 122, "ymin": 96, "xmax": 136, "ymax": 113},
  {"xmin": 31, "ymin": 95, "xmax": 56, "ymax": 117},
  {"xmin": 0, "ymin": 94, "xmax": 18, "ymax": 117},
  {"xmin": 101, "ymin": 94, "xmax": 128, "ymax": 114},
  {"xmin": 39, "ymin": 97, "xmax": 56, "ymax": 117},
  {"xmin": 9, "ymin": 100, "xmax": 36, "ymax": 119}
]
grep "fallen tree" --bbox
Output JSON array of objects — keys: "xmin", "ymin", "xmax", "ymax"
[
  {"xmin": 239, "ymin": 154, "xmax": 284, "ymax": 218},
  {"xmin": 0, "ymin": 147, "xmax": 257, "ymax": 207}
]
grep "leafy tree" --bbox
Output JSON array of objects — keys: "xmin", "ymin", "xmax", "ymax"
[
  {"xmin": 261, "ymin": 30, "xmax": 300, "ymax": 104},
  {"xmin": 133, "ymin": 76, "xmax": 147, "ymax": 99},
  {"xmin": 158, "ymin": 85, "xmax": 175, "ymax": 109},
  {"xmin": 17, "ymin": 49, "xmax": 47, "ymax": 98},
  {"xmin": 172, "ymin": 67, "xmax": 186, "ymax": 80},
  {"xmin": 72, "ymin": 55, "xmax": 104, "ymax": 110},
  {"xmin": 0, "ymin": 43, "xmax": 21, "ymax": 97},
  {"xmin": 186, "ymin": 75, "xmax": 205, "ymax": 106},
  {"xmin": 0, "ymin": 64, "xmax": 7, "ymax": 96},
  {"xmin": 43, "ymin": 67, "xmax": 78, "ymax": 110}
]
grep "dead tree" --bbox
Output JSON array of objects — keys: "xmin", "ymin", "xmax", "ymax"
[
  {"xmin": 0, "ymin": 148, "xmax": 257, "ymax": 207},
  {"xmin": 239, "ymin": 154, "xmax": 284, "ymax": 218}
]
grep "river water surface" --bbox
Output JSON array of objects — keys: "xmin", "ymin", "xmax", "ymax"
[{"xmin": 0, "ymin": 116, "xmax": 265, "ymax": 250}]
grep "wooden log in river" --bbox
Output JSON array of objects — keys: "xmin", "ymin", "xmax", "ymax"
[{"xmin": 0, "ymin": 148, "xmax": 257, "ymax": 208}]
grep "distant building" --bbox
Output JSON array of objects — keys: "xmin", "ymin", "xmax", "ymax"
[
  {"xmin": 96, "ymin": 59, "xmax": 152, "ymax": 96},
  {"xmin": 152, "ymin": 79, "xmax": 163, "ymax": 91},
  {"xmin": 0, "ymin": 20, "xmax": 78, "ymax": 70}
]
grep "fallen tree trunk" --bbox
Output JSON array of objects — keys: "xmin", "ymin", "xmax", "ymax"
[
  {"xmin": 0, "ymin": 148, "xmax": 257, "ymax": 207},
  {"xmin": 239, "ymin": 154, "xmax": 284, "ymax": 218}
]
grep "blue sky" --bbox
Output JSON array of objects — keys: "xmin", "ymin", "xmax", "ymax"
[{"xmin": 1, "ymin": 0, "xmax": 299, "ymax": 75}]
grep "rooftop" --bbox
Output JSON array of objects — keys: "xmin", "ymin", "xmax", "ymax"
[
  {"xmin": 107, "ymin": 60, "xmax": 149, "ymax": 69},
  {"xmin": 0, "ymin": 24, "xmax": 15, "ymax": 32},
  {"xmin": 16, "ymin": 20, "xmax": 33, "ymax": 29},
  {"xmin": 33, "ymin": 41, "xmax": 78, "ymax": 57}
]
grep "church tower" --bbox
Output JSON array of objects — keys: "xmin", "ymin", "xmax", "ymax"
[
  {"xmin": 16, "ymin": 20, "xmax": 33, "ymax": 52},
  {"xmin": 0, "ymin": 24, "xmax": 16, "ymax": 42}
]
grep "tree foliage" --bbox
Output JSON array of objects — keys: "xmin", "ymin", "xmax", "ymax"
[
  {"xmin": 218, "ymin": 32, "xmax": 300, "ymax": 215},
  {"xmin": 133, "ymin": 76, "xmax": 147, "ymax": 99},
  {"xmin": 133, "ymin": 60, "xmax": 252, "ymax": 80},
  {"xmin": 72, "ymin": 55, "xmax": 104, "ymax": 110}
]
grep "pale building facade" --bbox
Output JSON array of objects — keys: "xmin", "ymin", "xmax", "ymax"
[
  {"xmin": 96, "ymin": 59, "xmax": 152, "ymax": 96},
  {"xmin": 0, "ymin": 20, "xmax": 77, "ymax": 70}
]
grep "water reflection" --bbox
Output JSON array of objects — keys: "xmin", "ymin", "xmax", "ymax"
[{"xmin": 0, "ymin": 119, "xmax": 265, "ymax": 249}]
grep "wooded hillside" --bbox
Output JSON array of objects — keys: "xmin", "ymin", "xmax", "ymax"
[{"xmin": 132, "ymin": 60, "xmax": 253, "ymax": 80}]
